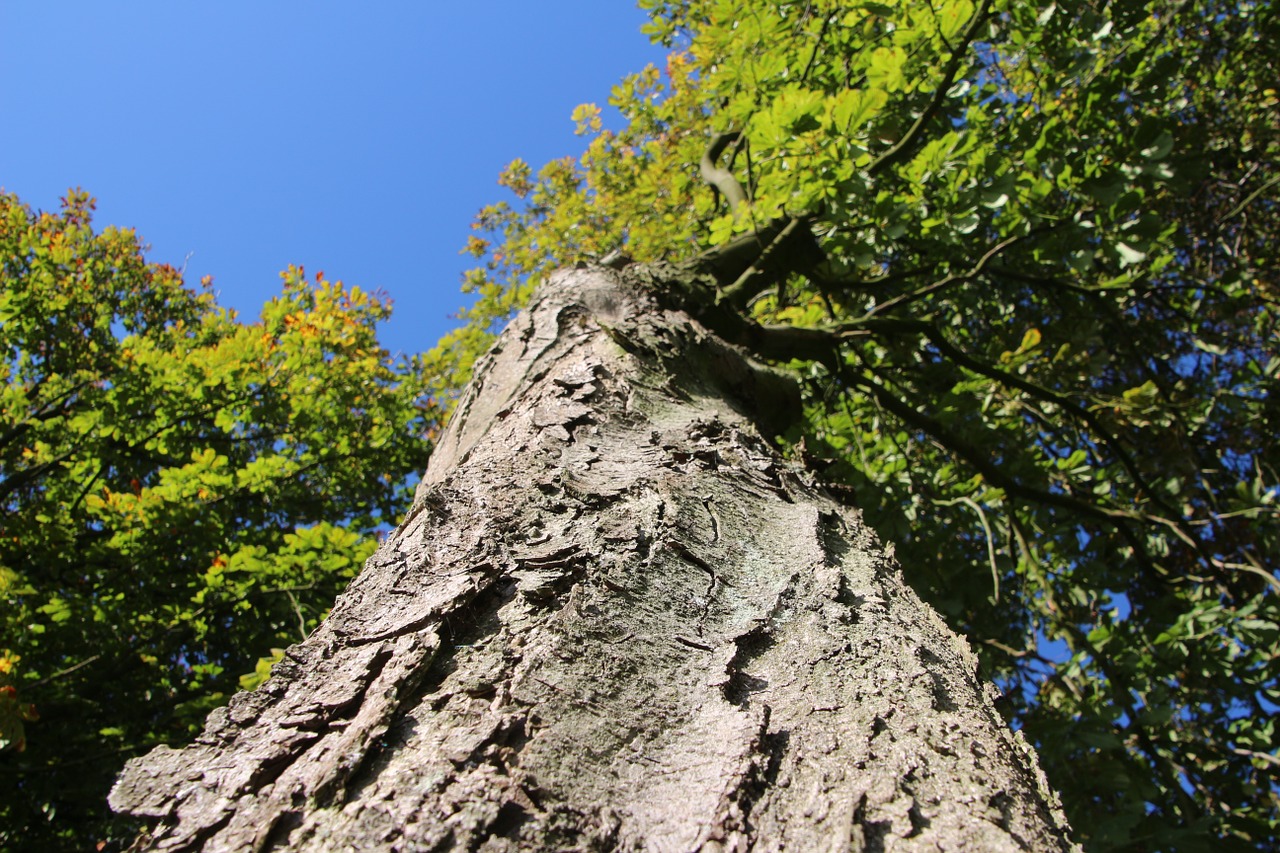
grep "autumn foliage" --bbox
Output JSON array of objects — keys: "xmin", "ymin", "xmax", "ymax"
[{"xmin": 0, "ymin": 190, "xmax": 436, "ymax": 847}]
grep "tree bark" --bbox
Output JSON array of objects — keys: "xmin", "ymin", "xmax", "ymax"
[{"xmin": 110, "ymin": 266, "xmax": 1076, "ymax": 851}]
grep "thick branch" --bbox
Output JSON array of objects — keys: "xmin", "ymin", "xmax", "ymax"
[
  {"xmin": 699, "ymin": 131, "xmax": 749, "ymax": 211},
  {"xmin": 687, "ymin": 216, "xmax": 824, "ymax": 304}
]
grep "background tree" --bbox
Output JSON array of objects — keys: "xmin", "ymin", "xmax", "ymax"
[
  {"xmin": 0, "ymin": 190, "xmax": 436, "ymax": 849},
  {"xmin": 435, "ymin": 0, "xmax": 1279, "ymax": 848}
]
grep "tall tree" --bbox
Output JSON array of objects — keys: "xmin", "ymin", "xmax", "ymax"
[
  {"xmin": 111, "ymin": 265, "xmax": 1076, "ymax": 850},
  {"xmin": 0, "ymin": 191, "xmax": 435, "ymax": 849},
  {"xmin": 109, "ymin": 0, "xmax": 1278, "ymax": 849}
]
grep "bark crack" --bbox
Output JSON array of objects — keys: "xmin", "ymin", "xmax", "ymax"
[
  {"xmin": 702, "ymin": 495, "xmax": 721, "ymax": 543},
  {"xmin": 666, "ymin": 538, "xmax": 719, "ymax": 636}
]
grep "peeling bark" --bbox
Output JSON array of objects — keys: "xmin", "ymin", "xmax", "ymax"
[{"xmin": 111, "ymin": 267, "xmax": 1076, "ymax": 851}]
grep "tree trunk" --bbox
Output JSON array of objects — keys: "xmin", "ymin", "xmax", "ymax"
[{"xmin": 110, "ymin": 266, "xmax": 1076, "ymax": 851}]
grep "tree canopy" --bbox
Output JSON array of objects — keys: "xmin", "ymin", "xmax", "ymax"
[
  {"xmin": 440, "ymin": 0, "xmax": 1279, "ymax": 848},
  {"xmin": 0, "ymin": 190, "xmax": 436, "ymax": 848},
  {"xmin": 4, "ymin": 1, "xmax": 1276, "ymax": 848}
]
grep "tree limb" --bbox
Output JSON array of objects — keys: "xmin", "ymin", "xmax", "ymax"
[
  {"xmin": 700, "ymin": 131, "xmax": 749, "ymax": 211},
  {"xmin": 867, "ymin": 0, "xmax": 992, "ymax": 177}
]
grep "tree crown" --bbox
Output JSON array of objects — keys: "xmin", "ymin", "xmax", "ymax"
[
  {"xmin": 443, "ymin": 1, "xmax": 1280, "ymax": 847},
  {"xmin": 0, "ymin": 189, "xmax": 437, "ymax": 847}
]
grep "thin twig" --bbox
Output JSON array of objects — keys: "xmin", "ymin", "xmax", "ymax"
[{"xmin": 935, "ymin": 495, "xmax": 1001, "ymax": 601}]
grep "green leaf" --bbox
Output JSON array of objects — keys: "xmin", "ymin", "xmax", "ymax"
[
  {"xmin": 1139, "ymin": 130, "xmax": 1174, "ymax": 161},
  {"xmin": 1115, "ymin": 242, "xmax": 1147, "ymax": 267},
  {"xmin": 937, "ymin": 0, "xmax": 976, "ymax": 42},
  {"xmin": 829, "ymin": 88, "xmax": 889, "ymax": 134},
  {"xmin": 867, "ymin": 46, "xmax": 908, "ymax": 92}
]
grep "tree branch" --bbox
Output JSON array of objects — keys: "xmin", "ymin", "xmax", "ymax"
[
  {"xmin": 700, "ymin": 131, "xmax": 749, "ymax": 211},
  {"xmin": 867, "ymin": 0, "xmax": 992, "ymax": 177},
  {"xmin": 1218, "ymin": 172, "xmax": 1280, "ymax": 225},
  {"xmin": 821, "ymin": 355, "xmax": 1174, "ymax": 587}
]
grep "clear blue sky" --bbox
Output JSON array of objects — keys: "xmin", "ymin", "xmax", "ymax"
[{"xmin": 1, "ymin": 3, "xmax": 665, "ymax": 359}]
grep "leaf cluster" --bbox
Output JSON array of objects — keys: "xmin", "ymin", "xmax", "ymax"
[
  {"xmin": 0, "ymin": 190, "xmax": 437, "ymax": 848},
  {"xmin": 453, "ymin": 1, "xmax": 1279, "ymax": 848}
]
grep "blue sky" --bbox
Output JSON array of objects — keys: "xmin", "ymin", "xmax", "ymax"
[{"xmin": 1, "ymin": 3, "xmax": 665, "ymax": 359}]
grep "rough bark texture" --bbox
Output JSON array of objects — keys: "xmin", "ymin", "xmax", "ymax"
[{"xmin": 111, "ymin": 267, "xmax": 1076, "ymax": 851}]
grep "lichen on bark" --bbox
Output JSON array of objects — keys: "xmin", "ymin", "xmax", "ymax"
[{"xmin": 111, "ymin": 266, "xmax": 1076, "ymax": 851}]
